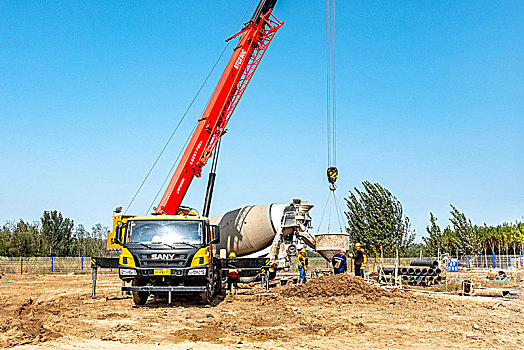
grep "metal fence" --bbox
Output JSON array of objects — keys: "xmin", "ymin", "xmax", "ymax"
[
  {"xmin": 2, "ymin": 254, "xmax": 523, "ymax": 275},
  {"xmin": 304, "ymin": 254, "xmax": 524, "ymax": 273},
  {"xmin": 0, "ymin": 257, "xmax": 99, "ymax": 274},
  {"xmin": 375, "ymin": 255, "xmax": 524, "ymax": 270}
]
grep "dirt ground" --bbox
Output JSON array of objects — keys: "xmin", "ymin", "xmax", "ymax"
[{"xmin": 0, "ymin": 273, "xmax": 522, "ymax": 349}]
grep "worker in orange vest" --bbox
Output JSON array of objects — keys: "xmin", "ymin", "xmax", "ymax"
[
  {"xmin": 227, "ymin": 252, "xmax": 239, "ymax": 294},
  {"xmin": 298, "ymin": 247, "xmax": 308, "ymax": 283}
]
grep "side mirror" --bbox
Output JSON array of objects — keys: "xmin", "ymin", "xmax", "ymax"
[
  {"xmin": 115, "ymin": 222, "xmax": 126, "ymax": 245},
  {"xmin": 209, "ymin": 225, "xmax": 220, "ymax": 245}
]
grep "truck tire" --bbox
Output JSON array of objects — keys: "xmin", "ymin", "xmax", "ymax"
[
  {"xmin": 132, "ymin": 279, "xmax": 149, "ymax": 306},
  {"xmin": 198, "ymin": 282, "xmax": 214, "ymax": 305}
]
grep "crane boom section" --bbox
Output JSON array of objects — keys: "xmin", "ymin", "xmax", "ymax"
[{"xmin": 154, "ymin": 9, "xmax": 283, "ymax": 215}]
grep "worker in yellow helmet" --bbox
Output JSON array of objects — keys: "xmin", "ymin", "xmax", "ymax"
[
  {"xmin": 354, "ymin": 243, "xmax": 367, "ymax": 278},
  {"xmin": 297, "ymin": 247, "xmax": 308, "ymax": 283},
  {"xmin": 227, "ymin": 252, "xmax": 239, "ymax": 295}
]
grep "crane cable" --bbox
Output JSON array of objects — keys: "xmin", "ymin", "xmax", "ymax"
[
  {"xmin": 318, "ymin": 0, "xmax": 345, "ymax": 234},
  {"xmin": 124, "ymin": 0, "xmax": 258, "ymax": 215}
]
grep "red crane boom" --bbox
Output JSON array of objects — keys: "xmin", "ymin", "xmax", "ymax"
[{"xmin": 154, "ymin": 1, "xmax": 283, "ymax": 215}]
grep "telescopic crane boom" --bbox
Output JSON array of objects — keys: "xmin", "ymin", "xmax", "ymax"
[{"xmin": 153, "ymin": 0, "xmax": 283, "ymax": 215}]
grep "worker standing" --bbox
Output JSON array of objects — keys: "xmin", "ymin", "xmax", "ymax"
[
  {"xmin": 354, "ymin": 243, "xmax": 367, "ymax": 278},
  {"xmin": 297, "ymin": 248, "xmax": 308, "ymax": 283},
  {"xmin": 332, "ymin": 249, "xmax": 347, "ymax": 274},
  {"xmin": 227, "ymin": 252, "xmax": 240, "ymax": 295}
]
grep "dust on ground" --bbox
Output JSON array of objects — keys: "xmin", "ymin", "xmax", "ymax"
[{"xmin": 0, "ymin": 273, "xmax": 522, "ymax": 349}]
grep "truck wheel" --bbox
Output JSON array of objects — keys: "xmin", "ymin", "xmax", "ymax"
[
  {"xmin": 198, "ymin": 283, "xmax": 214, "ymax": 305},
  {"xmin": 132, "ymin": 279, "xmax": 148, "ymax": 306}
]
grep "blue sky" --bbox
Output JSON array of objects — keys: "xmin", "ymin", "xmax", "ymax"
[{"xmin": 1, "ymin": 1, "xmax": 522, "ymax": 241}]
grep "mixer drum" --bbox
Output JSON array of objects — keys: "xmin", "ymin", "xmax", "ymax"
[{"xmin": 210, "ymin": 204, "xmax": 285, "ymax": 256}]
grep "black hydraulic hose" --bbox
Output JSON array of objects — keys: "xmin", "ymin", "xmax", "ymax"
[
  {"xmin": 414, "ymin": 268, "xmax": 422, "ymax": 276},
  {"xmin": 421, "ymin": 268, "xmax": 428, "ymax": 276}
]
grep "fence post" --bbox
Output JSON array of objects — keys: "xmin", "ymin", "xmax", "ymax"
[
  {"xmin": 51, "ymin": 256, "xmax": 54, "ymax": 272},
  {"xmin": 492, "ymin": 252, "xmax": 496, "ymax": 269},
  {"xmin": 350, "ymin": 257, "xmax": 353, "ymax": 273},
  {"xmin": 20, "ymin": 256, "xmax": 23, "ymax": 275},
  {"xmin": 81, "ymin": 256, "xmax": 84, "ymax": 270},
  {"xmin": 467, "ymin": 255, "xmax": 470, "ymax": 271},
  {"xmin": 398, "ymin": 256, "xmax": 401, "ymax": 267}
]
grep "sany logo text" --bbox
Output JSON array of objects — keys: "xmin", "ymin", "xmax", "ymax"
[{"xmin": 151, "ymin": 253, "xmax": 176, "ymax": 260}]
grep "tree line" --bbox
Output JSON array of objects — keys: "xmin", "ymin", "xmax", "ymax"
[
  {"xmin": 1, "ymin": 185, "xmax": 522, "ymax": 259},
  {"xmin": 0, "ymin": 210, "xmax": 108, "ymax": 257},
  {"xmin": 423, "ymin": 206, "xmax": 523, "ymax": 257},
  {"xmin": 344, "ymin": 181, "xmax": 523, "ymax": 258}
]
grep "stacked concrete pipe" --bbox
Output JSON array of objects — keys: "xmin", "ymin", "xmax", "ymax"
[{"xmin": 378, "ymin": 260, "xmax": 442, "ymax": 286}]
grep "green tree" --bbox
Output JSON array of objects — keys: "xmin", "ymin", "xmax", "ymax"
[
  {"xmin": 401, "ymin": 242, "xmax": 428, "ymax": 258},
  {"xmin": 423, "ymin": 212, "xmax": 444, "ymax": 256},
  {"xmin": 88, "ymin": 223, "xmax": 109, "ymax": 256},
  {"xmin": 8, "ymin": 220, "xmax": 42, "ymax": 256},
  {"xmin": 449, "ymin": 204, "xmax": 480, "ymax": 255},
  {"xmin": 0, "ymin": 222, "xmax": 12, "ymax": 256},
  {"xmin": 72, "ymin": 224, "xmax": 88, "ymax": 257},
  {"xmin": 41, "ymin": 211, "xmax": 74, "ymax": 256},
  {"xmin": 345, "ymin": 181, "xmax": 414, "ymax": 256}
]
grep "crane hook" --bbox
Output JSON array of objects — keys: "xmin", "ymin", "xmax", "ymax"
[{"xmin": 327, "ymin": 166, "xmax": 338, "ymax": 191}]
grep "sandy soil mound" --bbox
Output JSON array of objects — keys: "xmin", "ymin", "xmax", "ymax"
[
  {"xmin": 279, "ymin": 274, "xmax": 397, "ymax": 300},
  {"xmin": 0, "ymin": 297, "xmax": 62, "ymax": 347}
]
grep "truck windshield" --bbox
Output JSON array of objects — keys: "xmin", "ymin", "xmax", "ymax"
[{"xmin": 127, "ymin": 220, "xmax": 202, "ymax": 245}]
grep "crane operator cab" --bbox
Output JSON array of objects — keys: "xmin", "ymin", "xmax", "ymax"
[{"xmin": 114, "ymin": 215, "xmax": 221, "ymax": 305}]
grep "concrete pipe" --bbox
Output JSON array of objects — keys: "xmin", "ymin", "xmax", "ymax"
[
  {"xmin": 410, "ymin": 260, "xmax": 438, "ymax": 268},
  {"xmin": 210, "ymin": 204, "xmax": 285, "ymax": 256},
  {"xmin": 381, "ymin": 267, "xmax": 395, "ymax": 275}
]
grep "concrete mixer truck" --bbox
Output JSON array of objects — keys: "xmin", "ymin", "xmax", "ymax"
[{"xmin": 104, "ymin": 0, "xmax": 316, "ymax": 305}]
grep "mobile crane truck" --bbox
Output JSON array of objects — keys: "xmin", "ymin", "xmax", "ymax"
[{"xmin": 106, "ymin": 0, "xmax": 315, "ymax": 305}]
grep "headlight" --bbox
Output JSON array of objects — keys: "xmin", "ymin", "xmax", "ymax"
[
  {"xmin": 187, "ymin": 268, "xmax": 206, "ymax": 276},
  {"xmin": 119, "ymin": 268, "xmax": 137, "ymax": 276}
]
